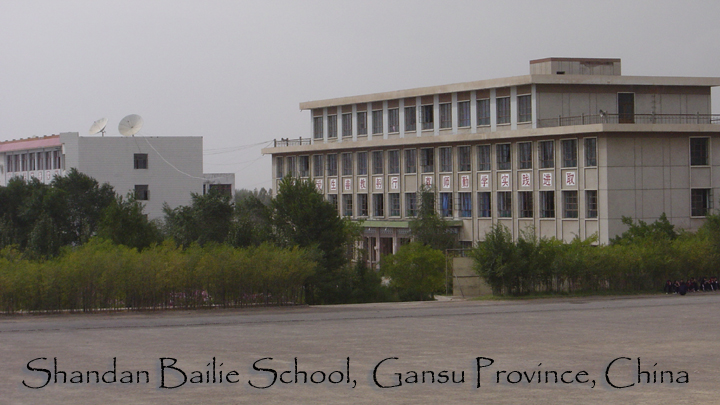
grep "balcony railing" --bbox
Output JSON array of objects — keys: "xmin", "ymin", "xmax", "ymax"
[
  {"xmin": 273, "ymin": 137, "xmax": 312, "ymax": 147},
  {"xmin": 537, "ymin": 113, "xmax": 720, "ymax": 128}
]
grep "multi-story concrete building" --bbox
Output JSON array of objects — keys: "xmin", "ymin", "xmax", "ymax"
[
  {"xmin": 1, "ymin": 132, "xmax": 205, "ymax": 219},
  {"xmin": 263, "ymin": 57, "xmax": 720, "ymax": 264}
]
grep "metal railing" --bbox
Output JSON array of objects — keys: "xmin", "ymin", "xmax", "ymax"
[
  {"xmin": 272, "ymin": 137, "xmax": 312, "ymax": 147},
  {"xmin": 537, "ymin": 113, "xmax": 720, "ymax": 128}
]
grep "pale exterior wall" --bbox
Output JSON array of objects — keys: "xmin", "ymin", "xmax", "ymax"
[{"xmin": 65, "ymin": 133, "xmax": 203, "ymax": 220}]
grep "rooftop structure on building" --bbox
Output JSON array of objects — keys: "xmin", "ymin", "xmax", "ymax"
[{"xmin": 263, "ymin": 57, "xmax": 720, "ymax": 266}]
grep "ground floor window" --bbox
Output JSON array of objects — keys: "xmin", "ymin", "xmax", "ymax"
[
  {"xmin": 539, "ymin": 191, "xmax": 555, "ymax": 218},
  {"xmin": 586, "ymin": 190, "xmax": 598, "ymax": 218},
  {"xmin": 518, "ymin": 191, "xmax": 533, "ymax": 218},
  {"xmin": 691, "ymin": 189, "xmax": 712, "ymax": 217},
  {"xmin": 563, "ymin": 191, "xmax": 578, "ymax": 218}
]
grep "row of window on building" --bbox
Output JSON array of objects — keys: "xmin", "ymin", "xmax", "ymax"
[
  {"xmin": 313, "ymin": 95, "xmax": 533, "ymax": 139},
  {"xmin": 277, "ymin": 138, "xmax": 597, "ymax": 179},
  {"xmin": 4, "ymin": 150, "xmax": 63, "ymax": 172},
  {"xmin": 327, "ymin": 189, "xmax": 597, "ymax": 220}
]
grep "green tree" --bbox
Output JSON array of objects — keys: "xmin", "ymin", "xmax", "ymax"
[
  {"xmin": 97, "ymin": 194, "xmax": 162, "ymax": 250},
  {"xmin": 269, "ymin": 177, "xmax": 359, "ymax": 304},
  {"xmin": 163, "ymin": 190, "xmax": 234, "ymax": 247},
  {"xmin": 409, "ymin": 187, "xmax": 457, "ymax": 251},
  {"xmin": 381, "ymin": 242, "xmax": 445, "ymax": 301}
]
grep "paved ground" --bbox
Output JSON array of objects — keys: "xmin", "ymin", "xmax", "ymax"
[{"xmin": 1, "ymin": 293, "xmax": 718, "ymax": 404}]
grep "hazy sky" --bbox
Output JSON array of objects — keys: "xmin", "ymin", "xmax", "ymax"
[{"xmin": 2, "ymin": 0, "xmax": 719, "ymax": 190}]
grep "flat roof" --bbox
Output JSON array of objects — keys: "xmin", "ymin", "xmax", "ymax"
[{"xmin": 300, "ymin": 74, "xmax": 720, "ymax": 110}]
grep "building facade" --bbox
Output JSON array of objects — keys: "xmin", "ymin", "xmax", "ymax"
[
  {"xmin": 1, "ymin": 132, "xmax": 205, "ymax": 219},
  {"xmin": 263, "ymin": 58, "xmax": 720, "ymax": 264}
]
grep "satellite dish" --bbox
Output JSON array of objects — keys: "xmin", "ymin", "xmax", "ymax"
[
  {"xmin": 118, "ymin": 114, "xmax": 144, "ymax": 137},
  {"xmin": 89, "ymin": 118, "xmax": 108, "ymax": 136}
]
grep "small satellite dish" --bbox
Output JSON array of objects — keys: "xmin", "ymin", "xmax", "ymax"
[
  {"xmin": 89, "ymin": 118, "xmax": 108, "ymax": 136},
  {"xmin": 118, "ymin": 114, "xmax": 144, "ymax": 137}
]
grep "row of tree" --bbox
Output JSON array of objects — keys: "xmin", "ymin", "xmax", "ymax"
[{"xmin": 472, "ymin": 214, "xmax": 720, "ymax": 295}]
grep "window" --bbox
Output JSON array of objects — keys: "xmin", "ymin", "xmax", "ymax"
[
  {"xmin": 357, "ymin": 152, "xmax": 368, "ymax": 175},
  {"xmin": 313, "ymin": 155, "xmax": 324, "ymax": 177},
  {"xmin": 327, "ymin": 115, "xmax": 337, "ymax": 138},
  {"xmin": 326, "ymin": 154, "xmax": 338, "ymax": 176},
  {"xmin": 496, "ymin": 144, "xmax": 511, "ymax": 170},
  {"xmin": 135, "ymin": 185, "xmax": 149, "ymax": 201},
  {"xmin": 690, "ymin": 138, "xmax": 709, "ymax": 166},
  {"xmin": 388, "ymin": 150, "xmax": 400, "ymax": 174},
  {"xmin": 563, "ymin": 191, "xmax": 578, "ymax": 218},
  {"xmin": 477, "ymin": 99, "xmax": 490, "ymax": 126},
  {"xmin": 372, "ymin": 110, "xmax": 383, "ymax": 134},
  {"xmin": 518, "ymin": 142, "xmax": 532, "ymax": 170},
  {"xmin": 518, "ymin": 191, "xmax": 533, "ymax": 218},
  {"xmin": 477, "ymin": 145, "xmax": 491, "ymax": 171},
  {"xmin": 342, "ymin": 113, "xmax": 352, "ymax": 137},
  {"xmin": 357, "ymin": 111, "xmax": 367, "ymax": 135},
  {"xmin": 299, "ymin": 156, "xmax": 309, "ymax": 177},
  {"xmin": 404, "ymin": 149, "xmax": 416, "ymax": 174},
  {"xmin": 343, "ymin": 194, "xmax": 353, "ymax": 217},
  {"xmin": 29, "ymin": 153, "xmax": 35, "ymax": 171},
  {"xmin": 357, "ymin": 194, "xmax": 368, "ymax": 216},
  {"xmin": 539, "ymin": 141, "xmax": 554, "ymax": 169},
  {"xmin": 562, "ymin": 139, "xmax": 578, "ymax": 168},
  {"xmin": 439, "ymin": 103, "xmax": 452, "ymax": 129},
  {"xmin": 327, "ymin": 194, "xmax": 338, "ymax": 212},
  {"xmin": 691, "ymin": 189, "xmax": 712, "ymax": 217},
  {"xmin": 497, "ymin": 192, "xmax": 512, "ymax": 217},
  {"xmin": 540, "ymin": 191, "xmax": 555, "ymax": 218},
  {"xmin": 21, "ymin": 154, "xmax": 26, "ymax": 171},
  {"xmin": 388, "ymin": 108, "xmax": 399, "ymax": 133},
  {"xmin": 459, "ymin": 192, "xmax": 472, "ymax": 217},
  {"xmin": 6, "ymin": 156, "xmax": 12, "ymax": 172},
  {"xmin": 373, "ymin": 194, "xmax": 384, "ymax": 217},
  {"xmin": 439, "ymin": 147, "xmax": 452, "ymax": 172},
  {"xmin": 585, "ymin": 138, "xmax": 597, "ymax": 167},
  {"xmin": 518, "ymin": 94, "xmax": 531, "ymax": 123},
  {"xmin": 342, "ymin": 153, "xmax": 353, "ymax": 176},
  {"xmin": 405, "ymin": 106, "xmax": 417, "ymax": 131},
  {"xmin": 458, "ymin": 146, "xmax": 471, "ymax": 172},
  {"xmin": 405, "ymin": 193, "xmax": 417, "ymax": 217},
  {"xmin": 478, "ymin": 192, "xmax": 491, "ymax": 217},
  {"xmin": 275, "ymin": 157, "xmax": 284, "ymax": 178},
  {"xmin": 421, "ymin": 148, "xmax": 434, "ymax": 173},
  {"xmin": 421, "ymin": 105, "xmax": 433, "ymax": 130},
  {"xmin": 497, "ymin": 97, "xmax": 510, "ymax": 124},
  {"xmin": 286, "ymin": 156, "xmax": 296, "ymax": 177},
  {"xmin": 372, "ymin": 151, "xmax": 384, "ymax": 175},
  {"xmin": 55, "ymin": 150, "xmax": 62, "ymax": 170},
  {"xmin": 458, "ymin": 101, "xmax": 470, "ymax": 127},
  {"xmin": 36, "ymin": 152, "xmax": 43, "ymax": 170},
  {"xmin": 586, "ymin": 190, "xmax": 598, "ymax": 218},
  {"xmin": 389, "ymin": 193, "xmax": 400, "ymax": 216},
  {"xmin": 440, "ymin": 192, "xmax": 453, "ymax": 217},
  {"xmin": 313, "ymin": 116, "xmax": 323, "ymax": 139}
]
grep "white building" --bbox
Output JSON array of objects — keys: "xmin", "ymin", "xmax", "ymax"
[{"xmin": 1, "ymin": 132, "xmax": 205, "ymax": 219}]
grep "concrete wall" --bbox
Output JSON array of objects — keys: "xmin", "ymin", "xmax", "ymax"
[
  {"xmin": 64, "ymin": 133, "xmax": 204, "ymax": 220},
  {"xmin": 453, "ymin": 257, "xmax": 492, "ymax": 297}
]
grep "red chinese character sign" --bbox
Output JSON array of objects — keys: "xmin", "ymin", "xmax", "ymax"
[
  {"xmin": 479, "ymin": 174, "xmax": 490, "ymax": 188},
  {"xmin": 424, "ymin": 176, "xmax": 433, "ymax": 187},
  {"xmin": 500, "ymin": 173, "xmax": 510, "ymax": 188},
  {"xmin": 565, "ymin": 171, "xmax": 576, "ymax": 186},
  {"xmin": 344, "ymin": 178, "xmax": 352, "ymax": 191},
  {"xmin": 442, "ymin": 175, "xmax": 451, "ymax": 189},
  {"xmin": 329, "ymin": 178, "xmax": 337, "ymax": 191},
  {"xmin": 315, "ymin": 179, "xmax": 323, "ymax": 191},
  {"xmin": 374, "ymin": 177, "xmax": 383, "ymax": 190},
  {"xmin": 460, "ymin": 175, "xmax": 470, "ymax": 189},
  {"xmin": 359, "ymin": 178, "xmax": 367, "ymax": 190},
  {"xmin": 390, "ymin": 176, "xmax": 399, "ymax": 190},
  {"xmin": 542, "ymin": 172, "xmax": 553, "ymax": 187},
  {"xmin": 521, "ymin": 172, "xmax": 531, "ymax": 187}
]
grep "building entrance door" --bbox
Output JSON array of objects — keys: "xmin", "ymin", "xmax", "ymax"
[{"xmin": 618, "ymin": 93, "xmax": 635, "ymax": 123}]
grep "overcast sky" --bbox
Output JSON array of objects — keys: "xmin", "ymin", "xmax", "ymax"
[{"xmin": 1, "ymin": 0, "xmax": 719, "ymax": 190}]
